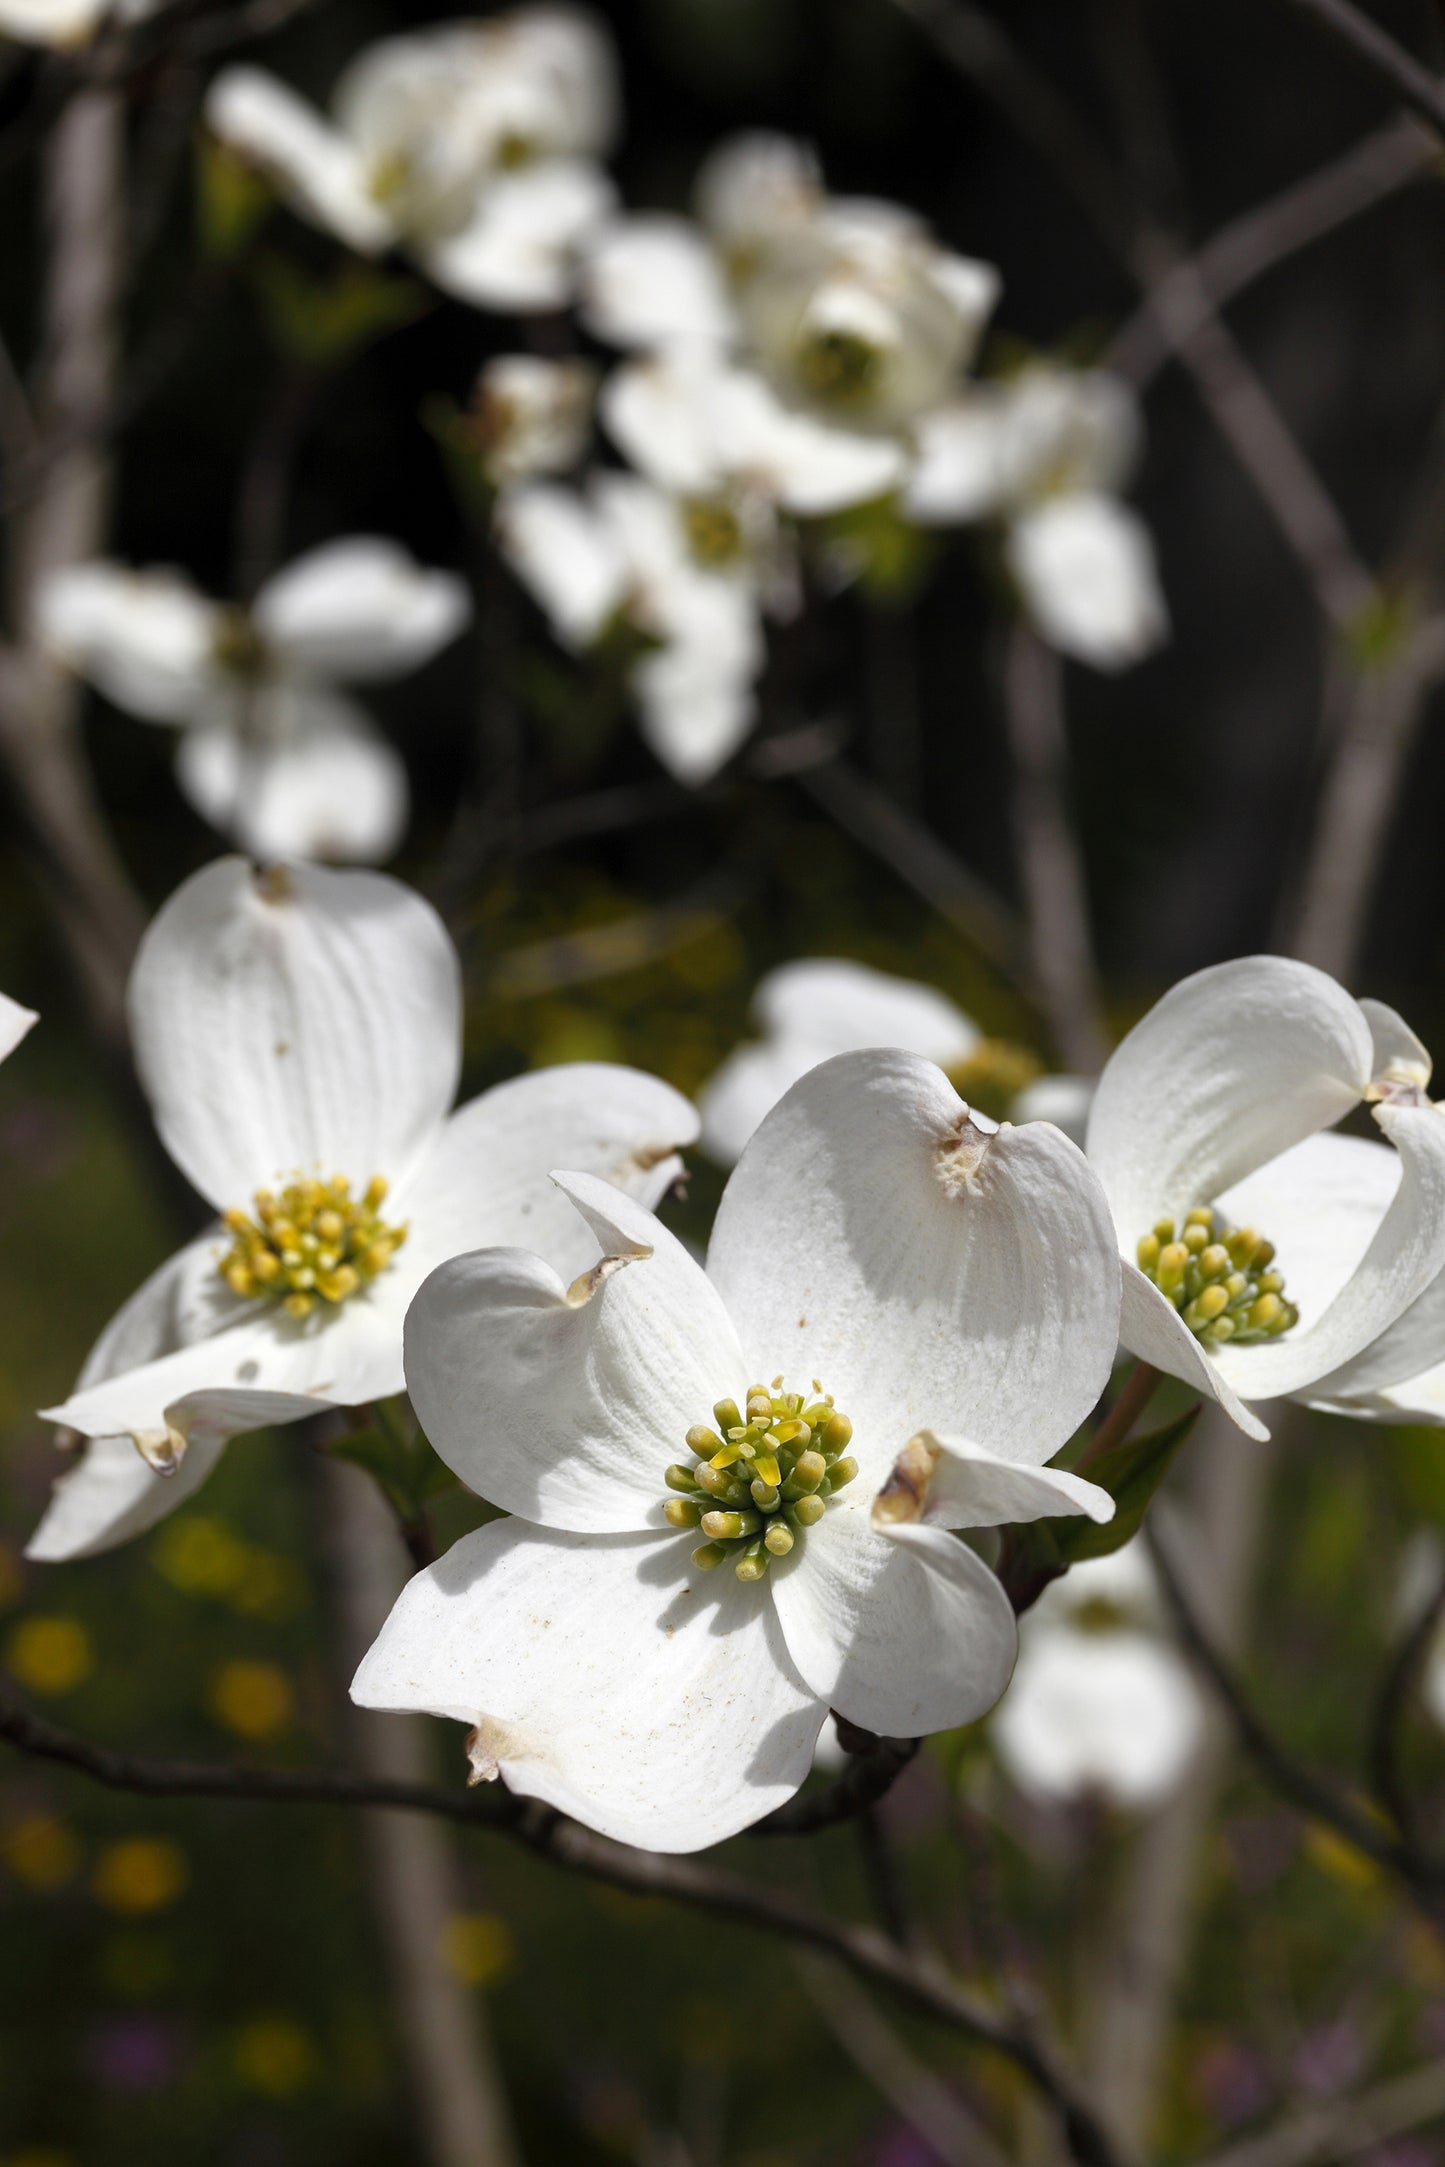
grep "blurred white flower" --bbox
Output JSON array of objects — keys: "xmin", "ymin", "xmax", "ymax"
[
  {"xmin": 353, "ymin": 1047, "xmax": 1120, "ymax": 1849},
  {"xmin": 1012, "ymin": 1072, "xmax": 1094, "ymax": 1147},
  {"xmin": 907, "ymin": 365, "xmax": 1168, "ymax": 670},
  {"xmin": 1086, "ymin": 956, "xmax": 1445, "ymax": 1439},
  {"xmin": 470, "ymin": 354, "xmax": 594, "ymax": 484},
  {"xmin": 39, "ymin": 538, "xmax": 470, "ymax": 862},
  {"xmin": 0, "ymin": 994, "xmax": 37, "ymax": 1063},
  {"xmin": 698, "ymin": 958, "xmax": 980, "ymax": 1166},
  {"xmin": 206, "ymin": 8, "xmax": 618, "ymax": 311},
  {"xmin": 694, "ymin": 130, "xmax": 824, "ymax": 256},
  {"xmin": 0, "ymin": 0, "xmax": 159, "ymax": 46},
  {"xmin": 993, "ymin": 1541, "xmax": 1204, "ymax": 1810},
  {"xmin": 497, "ymin": 473, "xmax": 763, "ymax": 784},
  {"xmin": 27, "ymin": 858, "xmax": 698, "ymax": 1562}
]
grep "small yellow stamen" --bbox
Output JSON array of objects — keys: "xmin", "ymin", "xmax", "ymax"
[
  {"xmin": 217, "ymin": 1172, "xmax": 406, "ymax": 1317},
  {"xmin": 661, "ymin": 1378, "xmax": 853, "ymax": 1580},
  {"xmin": 1137, "ymin": 1207, "xmax": 1299, "ymax": 1345}
]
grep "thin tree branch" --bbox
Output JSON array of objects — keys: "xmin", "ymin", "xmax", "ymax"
[
  {"xmin": 1145, "ymin": 1521, "xmax": 1445, "ymax": 1910},
  {"xmin": 1369, "ymin": 1556, "xmax": 1445, "ymax": 1850},
  {"xmin": 1196, "ymin": 2056, "xmax": 1445, "ymax": 2167},
  {"xmin": 793, "ymin": 1951, "xmax": 1013, "ymax": 2167},
  {"xmin": 1272, "ymin": 0, "xmax": 1445, "ymax": 136},
  {"xmin": 1107, "ymin": 117, "xmax": 1435, "ymax": 390},
  {"xmin": 1075, "ymin": 1361, "xmax": 1160, "ymax": 1474},
  {"xmin": 755, "ymin": 1731, "xmax": 922, "ymax": 1835},
  {"xmin": 0, "ymin": 1681, "xmax": 1123, "ymax": 2167},
  {"xmin": 1002, "ymin": 624, "xmax": 1110, "ymax": 1074}
]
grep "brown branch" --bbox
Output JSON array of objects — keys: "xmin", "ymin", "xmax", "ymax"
[
  {"xmin": 754, "ymin": 1729, "xmax": 921, "ymax": 1835},
  {"xmin": 1369, "ymin": 1555, "xmax": 1445, "ymax": 1851},
  {"xmin": 0, "ymin": 1680, "xmax": 1123, "ymax": 2167},
  {"xmin": 1145, "ymin": 1521, "xmax": 1445, "ymax": 1912},
  {"xmin": 1075, "ymin": 1361, "xmax": 1160, "ymax": 1475},
  {"xmin": 1196, "ymin": 2055, "xmax": 1445, "ymax": 2167},
  {"xmin": 1272, "ymin": 0, "xmax": 1445, "ymax": 136},
  {"xmin": 1002, "ymin": 625, "xmax": 1110, "ymax": 1074}
]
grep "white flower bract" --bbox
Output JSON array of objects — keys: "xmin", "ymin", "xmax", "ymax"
[{"xmin": 352, "ymin": 1047, "xmax": 1125, "ymax": 1850}]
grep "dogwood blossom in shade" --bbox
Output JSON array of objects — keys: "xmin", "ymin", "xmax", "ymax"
[
  {"xmin": 698, "ymin": 958, "xmax": 981, "ymax": 1166},
  {"xmin": 1085, "ymin": 955, "xmax": 1445, "ymax": 1442},
  {"xmin": 584, "ymin": 137, "xmax": 998, "ymax": 441},
  {"xmin": 992, "ymin": 1540, "xmax": 1204, "ymax": 1809},
  {"xmin": 206, "ymin": 8, "xmax": 617, "ymax": 311},
  {"xmin": 497, "ymin": 474, "xmax": 763, "ymax": 783},
  {"xmin": 0, "ymin": 993, "xmax": 37, "ymax": 1064},
  {"xmin": 26, "ymin": 858, "xmax": 698, "ymax": 1563},
  {"xmin": 469, "ymin": 354, "xmax": 594, "ymax": 485},
  {"xmin": 697, "ymin": 956, "xmax": 1067, "ymax": 1167},
  {"xmin": 38, "ymin": 539, "xmax": 469, "ymax": 862},
  {"xmin": 907, "ymin": 364, "xmax": 1167, "ymax": 670},
  {"xmin": 0, "ymin": 0, "xmax": 159, "ymax": 45},
  {"xmin": 352, "ymin": 1047, "xmax": 1124, "ymax": 1849}
]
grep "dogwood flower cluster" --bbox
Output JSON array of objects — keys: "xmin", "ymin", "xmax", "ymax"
[
  {"xmin": 38, "ymin": 539, "xmax": 469, "ymax": 862},
  {"xmin": 207, "ymin": 7, "xmax": 618, "ymax": 312}
]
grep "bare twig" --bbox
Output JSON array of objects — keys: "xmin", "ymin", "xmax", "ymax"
[
  {"xmin": 1196, "ymin": 2056, "xmax": 1445, "ymax": 2167},
  {"xmin": 1075, "ymin": 1361, "xmax": 1160, "ymax": 1474},
  {"xmin": 1271, "ymin": 0, "xmax": 1445, "ymax": 136},
  {"xmin": 1002, "ymin": 625, "xmax": 1109, "ymax": 1074},
  {"xmin": 1369, "ymin": 1555, "xmax": 1445, "ymax": 1850},
  {"xmin": 0, "ymin": 1683, "xmax": 1123, "ymax": 2167},
  {"xmin": 793, "ymin": 1951, "xmax": 1013, "ymax": 2167},
  {"xmin": 755, "ymin": 1731, "xmax": 922, "ymax": 1835},
  {"xmin": 857, "ymin": 1806, "xmax": 916, "ymax": 1949}
]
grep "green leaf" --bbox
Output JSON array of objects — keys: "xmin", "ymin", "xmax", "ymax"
[
  {"xmin": 196, "ymin": 137, "xmax": 273, "ymax": 262},
  {"xmin": 997, "ymin": 1406, "xmax": 1198, "ymax": 1614}
]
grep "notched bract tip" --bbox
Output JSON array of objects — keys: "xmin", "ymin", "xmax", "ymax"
[
  {"xmin": 253, "ymin": 862, "xmax": 295, "ymax": 905},
  {"xmin": 935, "ymin": 1110, "xmax": 993, "ymax": 1198},
  {"xmin": 130, "ymin": 1421, "xmax": 188, "ymax": 1477},
  {"xmin": 872, "ymin": 1432, "xmax": 941, "ymax": 1527}
]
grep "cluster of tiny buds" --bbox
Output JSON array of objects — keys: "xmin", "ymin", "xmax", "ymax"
[
  {"xmin": 662, "ymin": 1380, "xmax": 857, "ymax": 1582},
  {"xmin": 216, "ymin": 1174, "xmax": 407, "ymax": 1319},
  {"xmin": 1136, "ymin": 1207, "xmax": 1298, "ymax": 1345}
]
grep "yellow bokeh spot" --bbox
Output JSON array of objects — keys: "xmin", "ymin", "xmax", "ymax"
[
  {"xmin": 5, "ymin": 1615, "xmax": 93, "ymax": 1696},
  {"xmin": 92, "ymin": 1838, "xmax": 188, "ymax": 1916},
  {"xmin": 0, "ymin": 1541, "xmax": 23, "ymax": 1612},
  {"xmin": 234, "ymin": 2017, "xmax": 317, "ymax": 2096},
  {"xmin": 226, "ymin": 1551, "xmax": 305, "ymax": 1624},
  {"xmin": 208, "ymin": 1660, "xmax": 295, "ymax": 1742},
  {"xmin": 1303, "ymin": 1821, "xmax": 1383, "ymax": 1892},
  {"xmin": 2, "ymin": 1814, "xmax": 81, "ymax": 1892},
  {"xmin": 439, "ymin": 1912, "xmax": 515, "ymax": 1989},
  {"xmin": 151, "ymin": 1516, "xmax": 249, "ymax": 1597}
]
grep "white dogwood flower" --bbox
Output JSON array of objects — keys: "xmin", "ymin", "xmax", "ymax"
[
  {"xmin": 0, "ymin": 993, "xmax": 37, "ymax": 1064},
  {"xmin": 0, "ymin": 0, "xmax": 159, "ymax": 45},
  {"xmin": 27, "ymin": 857, "xmax": 698, "ymax": 1563},
  {"xmin": 907, "ymin": 365, "xmax": 1167, "ymax": 670},
  {"xmin": 694, "ymin": 131, "xmax": 824, "ymax": 256},
  {"xmin": 992, "ymin": 1541, "xmax": 1204, "ymax": 1809},
  {"xmin": 497, "ymin": 473, "xmax": 763, "ymax": 783},
  {"xmin": 1086, "ymin": 956, "xmax": 1445, "ymax": 1441},
  {"xmin": 39, "ymin": 538, "xmax": 469, "ymax": 862},
  {"xmin": 470, "ymin": 354, "xmax": 594, "ymax": 484},
  {"xmin": 207, "ymin": 8, "xmax": 618, "ymax": 311},
  {"xmin": 352, "ymin": 1048, "xmax": 1124, "ymax": 1849}
]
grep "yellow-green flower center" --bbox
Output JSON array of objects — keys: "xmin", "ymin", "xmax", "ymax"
[
  {"xmin": 661, "ymin": 1379, "xmax": 856, "ymax": 1582},
  {"xmin": 682, "ymin": 495, "xmax": 746, "ymax": 568},
  {"xmin": 796, "ymin": 327, "xmax": 882, "ymax": 408},
  {"xmin": 1136, "ymin": 1207, "xmax": 1298, "ymax": 1346},
  {"xmin": 211, "ymin": 608, "xmax": 268, "ymax": 681},
  {"xmin": 218, "ymin": 1174, "xmax": 407, "ymax": 1320}
]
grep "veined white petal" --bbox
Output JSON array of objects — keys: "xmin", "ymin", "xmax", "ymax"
[
  {"xmin": 582, "ymin": 213, "xmax": 737, "ymax": 351},
  {"xmin": 253, "ymin": 539, "xmax": 470, "ymax": 682},
  {"xmin": 0, "ymin": 993, "xmax": 37, "ymax": 1064},
  {"xmin": 1086, "ymin": 956, "xmax": 1376, "ymax": 1249},
  {"xmin": 176, "ymin": 695, "xmax": 409, "ymax": 865},
  {"xmin": 206, "ymin": 67, "xmax": 393, "ymax": 254},
  {"xmin": 1008, "ymin": 496, "xmax": 1168, "ymax": 671},
  {"xmin": 707, "ymin": 1049, "xmax": 1120, "ymax": 1485},
  {"xmin": 403, "ymin": 1172, "xmax": 745, "ymax": 1532},
  {"xmin": 495, "ymin": 483, "xmax": 627, "ymax": 648},
  {"xmin": 37, "ymin": 562, "xmax": 220, "ymax": 724},
  {"xmin": 1214, "ymin": 1101, "xmax": 1445, "ymax": 1401},
  {"xmin": 994, "ymin": 1628, "xmax": 1203, "ymax": 1808},
  {"xmin": 395, "ymin": 1061, "xmax": 699, "ymax": 1288},
  {"xmin": 1359, "ymin": 997, "xmax": 1434, "ymax": 1091},
  {"xmin": 1214, "ymin": 1132, "xmax": 1399, "ymax": 1338},
  {"xmin": 699, "ymin": 1041, "xmax": 830, "ymax": 1169},
  {"xmin": 771, "ymin": 1507, "xmax": 1017, "ymax": 1736},
  {"xmin": 129, "ymin": 856, "xmax": 461, "ymax": 1214},
  {"xmin": 1119, "ymin": 1262, "xmax": 1268, "ymax": 1439},
  {"xmin": 423, "ymin": 160, "xmax": 616, "ymax": 312},
  {"xmin": 877, "ymin": 1430, "xmax": 1114, "ymax": 1529},
  {"xmin": 351, "ymin": 1518, "xmax": 822, "ymax": 1851}
]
